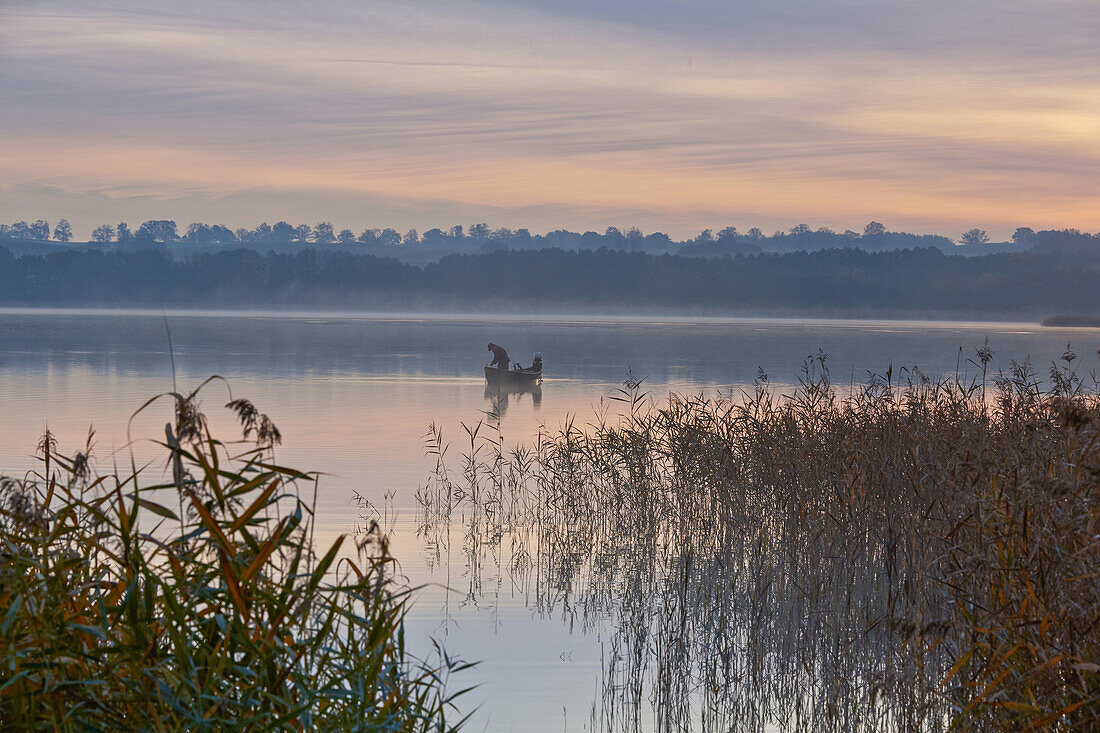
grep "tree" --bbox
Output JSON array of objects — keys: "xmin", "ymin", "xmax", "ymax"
[
  {"xmin": 187, "ymin": 224, "xmax": 238, "ymax": 244},
  {"xmin": 271, "ymin": 221, "xmax": 295, "ymax": 241},
  {"xmin": 357, "ymin": 228, "xmax": 380, "ymax": 245},
  {"xmin": 251, "ymin": 223, "xmax": 274, "ymax": 242},
  {"xmin": 116, "ymin": 222, "xmax": 132, "ymax": 243},
  {"xmin": 961, "ymin": 228, "xmax": 989, "ymax": 246},
  {"xmin": 645, "ymin": 232, "xmax": 673, "ymax": 249},
  {"xmin": 337, "ymin": 228, "xmax": 356, "ymax": 244},
  {"xmin": 8, "ymin": 221, "xmax": 31, "ymax": 239},
  {"xmin": 235, "ymin": 228, "xmax": 251, "ymax": 242},
  {"xmin": 789, "ymin": 224, "xmax": 811, "ymax": 235},
  {"xmin": 91, "ymin": 225, "xmax": 114, "ymax": 243},
  {"xmin": 449, "ymin": 225, "xmax": 464, "ymax": 240},
  {"xmin": 30, "ymin": 220, "xmax": 51, "ymax": 240},
  {"xmin": 469, "ymin": 223, "xmax": 490, "ymax": 241},
  {"xmin": 313, "ymin": 222, "xmax": 335, "ymax": 244},
  {"xmin": 746, "ymin": 227, "xmax": 764, "ymax": 240},
  {"xmin": 293, "ymin": 224, "xmax": 312, "ymax": 243},
  {"xmin": 1012, "ymin": 227, "xmax": 1035, "ymax": 245},
  {"xmin": 717, "ymin": 226, "xmax": 738, "ymax": 240},
  {"xmin": 378, "ymin": 228, "xmax": 401, "ymax": 246},
  {"xmin": 421, "ymin": 228, "xmax": 446, "ymax": 246},
  {"xmin": 402, "ymin": 229, "xmax": 419, "ymax": 246},
  {"xmin": 136, "ymin": 220, "xmax": 178, "ymax": 242},
  {"xmin": 843, "ymin": 230, "xmax": 860, "ymax": 238},
  {"xmin": 212, "ymin": 226, "xmax": 237, "ymax": 243},
  {"xmin": 863, "ymin": 221, "xmax": 887, "ymax": 237},
  {"xmin": 53, "ymin": 219, "xmax": 72, "ymax": 242},
  {"xmin": 184, "ymin": 223, "xmax": 213, "ymax": 243}
]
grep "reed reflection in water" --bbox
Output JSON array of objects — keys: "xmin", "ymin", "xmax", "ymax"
[{"xmin": 417, "ymin": 350, "xmax": 1100, "ymax": 731}]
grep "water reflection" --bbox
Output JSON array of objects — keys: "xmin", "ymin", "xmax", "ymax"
[
  {"xmin": 2, "ymin": 310, "xmax": 1088, "ymax": 391},
  {"xmin": 2, "ymin": 311, "xmax": 1098, "ymax": 731},
  {"xmin": 419, "ymin": 351, "xmax": 1100, "ymax": 731},
  {"xmin": 483, "ymin": 382, "xmax": 542, "ymax": 417}
]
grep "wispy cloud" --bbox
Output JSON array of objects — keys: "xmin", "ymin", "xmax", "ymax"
[{"xmin": 1, "ymin": 0, "xmax": 1098, "ymax": 239}]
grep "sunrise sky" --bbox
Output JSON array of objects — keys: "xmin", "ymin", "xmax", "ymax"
[{"xmin": 2, "ymin": 0, "xmax": 1098, "ymax": 240}]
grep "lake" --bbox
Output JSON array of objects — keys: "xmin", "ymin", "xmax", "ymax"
[{"xmin": 1, "ymin": 309, "xmax": 1096, "ymax": 731}]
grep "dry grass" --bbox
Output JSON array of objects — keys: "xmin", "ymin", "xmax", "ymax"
[
  {"xmin": 0, "ymin": 382, "xmax": 473, "ymax": 731},
  {"xmin": 419, "ymin": 347, "xmax": 1100, "ymax": 731}
]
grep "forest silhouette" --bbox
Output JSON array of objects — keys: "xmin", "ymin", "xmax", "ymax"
[{"xmin": 0, "ymin": 222, "xmax": 1096, "ymax": 318}]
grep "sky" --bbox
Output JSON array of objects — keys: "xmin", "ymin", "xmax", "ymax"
[{"xmin": 1, "ymin": 0, "xmax": 1098, "ymax": 241}]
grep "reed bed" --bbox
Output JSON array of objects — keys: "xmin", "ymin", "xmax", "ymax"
[
  {"xmin": 0, "ymin": 383, "xmax": 472, "ymax": 731},
  {"xmin": 419, "ymin": 348, "xmax": 1100, "ymax": 731}
]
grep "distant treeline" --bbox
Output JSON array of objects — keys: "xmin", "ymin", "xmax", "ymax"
[
  {"xmin": 2, "ymin": 218, "xmax": 1078, "ymax": 254},
  {"xmin": 1, "ymin": 234, "xmax": 1097, "ymax": 317}
]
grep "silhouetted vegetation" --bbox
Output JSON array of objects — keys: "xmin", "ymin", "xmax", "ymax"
[
  {"xmin": 1042, "ymin": 315, "xmax": 1100, "ymax": 327},
  {"xmin": 8, "ymin": 218, "xmax": 1094, "ymax": 256},
  {"xmin": 0, "ymin": 385, "xmax": 472, "ymax": 730},
  {"xmin": 678, "ymin": 226, "xmax": 953, "ymax": 256},
  {"xmin": 0, "ymin": 232, "xmax": 1097, "ymax": 317},
  {"xmin": 419, "ymin": 349, "xmax": 1100, "ymax": 730}
]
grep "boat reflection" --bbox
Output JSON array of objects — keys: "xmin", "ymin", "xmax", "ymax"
[{"xmin": 483, "ymin": 382, "xmax": 542, "ymax": 417}]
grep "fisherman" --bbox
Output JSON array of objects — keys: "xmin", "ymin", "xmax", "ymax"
[
  {"xmin": 527, "ymin": 352, "xmax": 543, "ymax": 372},
  {"xmin": 487, "ymin": 342, "xmax": 510, "ymax": 371}
]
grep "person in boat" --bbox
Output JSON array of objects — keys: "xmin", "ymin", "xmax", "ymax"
[
  {"xmin": 487, "ymin": 342, "xmax": 510, "ymax": 371},
  {"xmin": 522, "ymin": 352, "xmax": 543, "ymax": 373}
]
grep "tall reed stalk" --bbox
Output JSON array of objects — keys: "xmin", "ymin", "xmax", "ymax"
[
  {"xmin": 419, "ymin": 347, "xmax": 1099, "ymax": 731},
  {"xmin": 0, "ymin": 383, "xmax": 473, "ymax": 731}
]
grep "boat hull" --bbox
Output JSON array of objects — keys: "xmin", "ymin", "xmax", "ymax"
[{"xmin": 484, "ymin": 366, "xmax": 542, "ymax": 386}]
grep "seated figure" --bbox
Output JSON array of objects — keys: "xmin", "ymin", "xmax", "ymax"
[{"xmin": 523, "ymin": 352, "xmax": 542, "ymax": 372}]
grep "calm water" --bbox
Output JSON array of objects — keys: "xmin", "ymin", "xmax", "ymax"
[{"xmin": 1, "ymin": 309, "xmax": 1097, "ymax": 731}]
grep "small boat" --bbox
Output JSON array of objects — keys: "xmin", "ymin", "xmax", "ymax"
[{"xmin": 484, "ymin": 365, "xmax": 542, "ymax": 386}]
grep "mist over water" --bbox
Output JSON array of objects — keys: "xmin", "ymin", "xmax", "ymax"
[{"xmin": 1, "ymin": 309, "xmax": 1096, "ymax": 730}]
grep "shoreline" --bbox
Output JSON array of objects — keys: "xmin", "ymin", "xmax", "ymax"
[
  {"xmin": 0, "ymin": 305, "xmax": 1067, "ymax": 331},
  {"xmin": 1040, "ymin": 315, "xmax": 1100, "ymax": 328}
]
